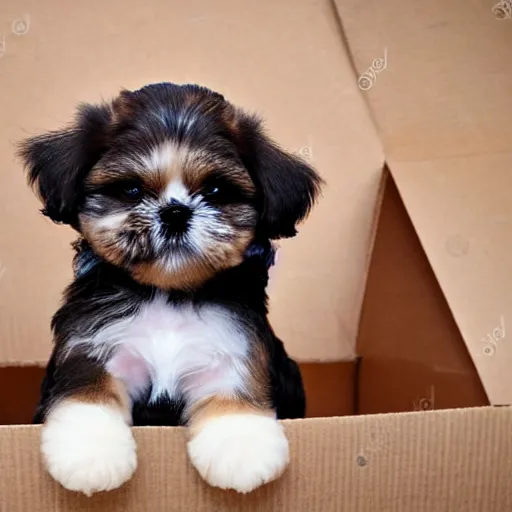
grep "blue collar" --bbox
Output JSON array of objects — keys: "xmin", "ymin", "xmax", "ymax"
[{"xmin": 72, "ymin": 238, "xmax": 276, "ymax": 279}]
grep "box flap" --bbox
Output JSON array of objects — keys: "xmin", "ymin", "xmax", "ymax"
[
  {"xmin": 390, "ymin": 154, "xmax": 512, "ymax": 405},
  {"xmin": 1, "ymin": 408, "xmax": 511, "ymax": 510},
  {"xmin": 0, "ymin": 0, "xmax": 384, "ymax": 364},
  {"xmin": 356, "ymin": 173, "xmax": 488, "ymax": 413},
  {"xmin": 335, "ymin": 0, "xmax": 512, "ymax": 161},
  {"xmin": 334, "ymin": 0, "xmax": 512, "ymax": 404}
]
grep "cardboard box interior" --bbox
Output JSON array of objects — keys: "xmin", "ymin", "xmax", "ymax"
[{"xmin": 1, "ymin": 0, "xmax": 512, "ymax": 509}]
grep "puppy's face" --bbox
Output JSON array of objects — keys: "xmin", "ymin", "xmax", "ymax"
[
  {"xmin": 20, "ymin": 83, "xmax": 321, "ymax": 289},
  {"xmin": 80, "ymin": 91, "xmax": 259, "ymax": 289}
]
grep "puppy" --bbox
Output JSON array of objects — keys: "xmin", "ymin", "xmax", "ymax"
[{"xmin": 19, "ymin": 83, "xmax": 322, "ymax": 496}]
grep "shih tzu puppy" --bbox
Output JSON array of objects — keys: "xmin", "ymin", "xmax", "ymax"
[{"xmin": 19, "ymin": 83, "xmax": 321, "ymax": 496}]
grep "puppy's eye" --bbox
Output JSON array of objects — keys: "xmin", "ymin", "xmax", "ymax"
[
  {"xmin": 199, "ymin": 177, "xmax": 252, "ymax": 204},
  {"xmin": 123, "ymin": 185, "xmax": 142, "ymax": 199},
  {"xmin": 203, "ymin": 185, "xmax": 220, "ymax": 197},
  {"xmin": 114, "ymin": 182, "xmax": 143, "ymax": 202}
]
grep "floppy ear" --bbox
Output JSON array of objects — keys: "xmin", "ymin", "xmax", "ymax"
[
  {"xmin": 231, "ymin": 111, "xmax": 323, "ymax": 239},
  {"xmin": 18, "ymin": 103, "xmax": 113, "ymax": 227}
]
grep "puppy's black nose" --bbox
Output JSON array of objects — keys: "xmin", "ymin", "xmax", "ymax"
[{"xmin": 160, "ymin": 203, "xmax": 191, "ymax": 234}]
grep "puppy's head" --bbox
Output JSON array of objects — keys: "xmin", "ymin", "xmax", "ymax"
[{"xmin": 19, "ymin": 83, "xmax": 322, "ymax": 289}]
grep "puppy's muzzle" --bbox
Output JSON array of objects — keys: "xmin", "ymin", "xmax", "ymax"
[{"xmin": 160, "ymin": 202, "xmax": 191, "ymax": 236}]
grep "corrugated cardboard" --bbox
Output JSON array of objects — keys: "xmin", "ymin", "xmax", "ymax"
[
  {"xmin": 2, "ymin": 408, "xmax": 512, "ymax": 511},
  {"xmin": 1, "ymin": 0, "xmax": 511, "ymax": 509}
]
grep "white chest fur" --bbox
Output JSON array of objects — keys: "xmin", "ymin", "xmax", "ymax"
[{"xmin": 72, "ymin": 295, "xmax": 251, "ymax": 404}]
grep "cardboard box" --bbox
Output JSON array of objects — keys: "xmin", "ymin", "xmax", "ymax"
[{"xmin": 1, "ymin": 0, "xmax": 511, "ymax": 509}]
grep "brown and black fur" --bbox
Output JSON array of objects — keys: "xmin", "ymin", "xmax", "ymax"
[{"xmin": 20, "ymin": 82, "xmax": 321, "ymax": 426}]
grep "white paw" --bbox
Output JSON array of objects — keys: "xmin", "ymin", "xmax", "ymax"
[
  {"xmin": 187, "ymin": 413, "xmax": 289, "ymax": 493},
  {"xmin": 41, "ymin": 401, "xmax": 137, "ymax": 496}
]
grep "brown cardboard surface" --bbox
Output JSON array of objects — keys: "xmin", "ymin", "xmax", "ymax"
[
  {"xmin": 358, "ymin": 357, "xmax": 488, "ymax": 415},
  {"xmin": 300, "ymin": 361, "xmax": 357, "ymax": 417},
  {"xmin": 1, "ymin": 407, "xmax": 511, "ymax": 511},
  {"xmin": 391, "ymin": 157, "xmax": 512, "ymax": 404},
  {"xmin": 0, "ymin": 366, "xmax": 44, "ymax": 425},
  {"xmin": 0, "ymin": 0, "xmax": 383, "ymax": 365},
  {"xmin": 333, "ymin": 0, "xmax": 512, "ymax": 407},
  {"xmin": 335, "ymin": 0, "xmax": 512, "ymax": 161},
  {"xmin": 357, "ymin": 174, "xmax": 489, "ymax": 413},
  {"xmin": 0, "ymin": 362, "xmax": 357, "ymax": 424}
]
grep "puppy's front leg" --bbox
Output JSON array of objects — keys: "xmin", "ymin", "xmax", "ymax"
[
  {"xmin": 39, "ymin": 353, "xmax": 136, "ymax": 496},
  {"xmin": 187, "ymin": 395, "xmax": 289, "ymax": 494}
]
